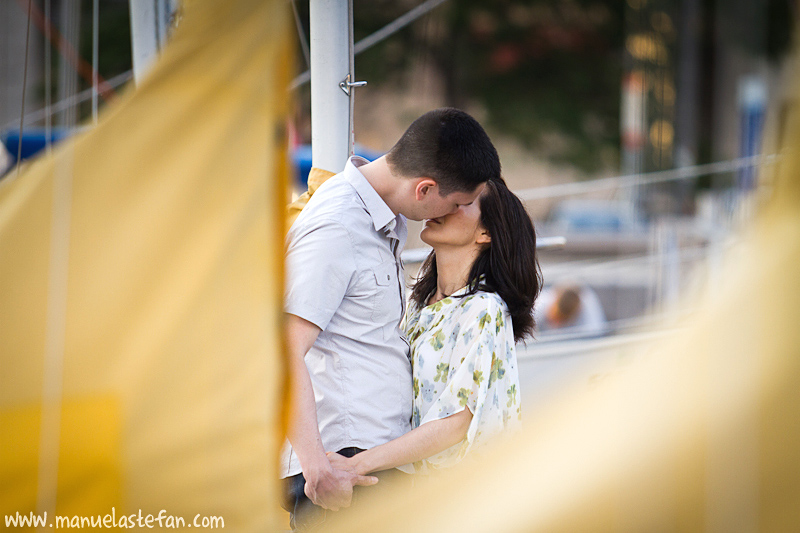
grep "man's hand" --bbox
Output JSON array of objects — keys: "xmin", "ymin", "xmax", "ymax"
[
  {"xmin": 303, "ymin": 464, "xmax": 378, "ymax": 511},
  {"xmin": 325, "ymin": 451, "xmax": 359, "ymax": 474}
]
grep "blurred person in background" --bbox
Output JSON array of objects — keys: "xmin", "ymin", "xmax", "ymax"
[
  {"xmin": 329, "ymin": 178, "xmax": 542, "ymax": 477},
  {"xmin": 534, "ymin": 282, "xmax": 608, "ymax": 338}
]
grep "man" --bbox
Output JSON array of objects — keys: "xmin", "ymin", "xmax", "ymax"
[{"xmin": 282, "ymin": 108, "xmax": 501, "ymax": 530}]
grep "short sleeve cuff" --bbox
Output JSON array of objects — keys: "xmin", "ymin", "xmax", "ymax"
[{"xmin": 284, "ymin": 303, "xmax": 334, "ymax": 332}]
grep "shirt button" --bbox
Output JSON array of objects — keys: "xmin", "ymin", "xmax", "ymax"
[{"xmin": 387, "ymin": 275, "xmax": 391, "ymax": 280}]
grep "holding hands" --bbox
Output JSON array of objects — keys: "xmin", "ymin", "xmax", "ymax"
[
  {"xmin": 325, "ymin": 451, "xmax": 368, "ymax": 476},
  {"xmin": 303, "ymin": 459, "xmax": 377, "ymax": 511}
]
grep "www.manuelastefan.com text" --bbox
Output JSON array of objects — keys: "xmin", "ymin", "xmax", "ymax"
[{"xmin": 5, "ymin": 509, "xmax": 224, "ymax": 529}]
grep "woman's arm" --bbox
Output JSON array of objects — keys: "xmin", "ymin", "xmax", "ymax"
[{"xmin": 329, "ymin": 409, "xmax": 473, "ymax": 475}]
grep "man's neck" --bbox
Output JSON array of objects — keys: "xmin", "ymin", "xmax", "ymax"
[{"xmin": 358, "ymin": 156, "xmax": 404, "ymax": 216}]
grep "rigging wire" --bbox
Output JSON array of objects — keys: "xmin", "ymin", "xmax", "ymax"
[
  {"xmin": 513, "ymin": 155, "xmax": 773, "ymax": 202},
  {"xmin": 2, "ymin": 70, "xmax": 132, "ymax": 132},
  {"xmin": 57, "ymin": 0, "xmax": 78, "ymax": 129},
  {"xmin": 289, "ymin": 0, "xmax": 450, "ymax": 90},
  {"xmin": 353, "ymin": 0, "xmax": 448, "ymax": 55},
  {"xmin": 291, "ymin": 0, "xmax": 310, "ymax": 69},
  {"xmin": 658, "ymin": 48, "xmax": 666, "ymax": 170},
  {"xmin": 15, "ymin": 0, "xmax": 34, "ymax": 176},
  {"xmin": 347, "ymin": 0, "xmax": 355, "ymax": 154},
  {"xmin": 409, "ymin": 0, "xmax": 433, "ymax": 101},
  {"xmin": 12, "ymin": 0, "xmax": 117, "ymax": 102},
  {"xmin": 637, "ymin": 1, "xmax": 646, "ymax": 177},
  {"xmin": 92, "ymin": 0, "xmax": 99, "ymax": 124},
  {"xmin": 44, "ymin": 0, "xmax": 52, "ymax": 155}
]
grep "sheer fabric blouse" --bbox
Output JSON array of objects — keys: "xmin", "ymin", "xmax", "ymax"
[{"xmin": 404, "ymin": 287, "xmax": 522, "ymax": 473}]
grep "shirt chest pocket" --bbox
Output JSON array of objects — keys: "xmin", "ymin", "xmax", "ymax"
[{"xmin": 370, "ymin": 261, "xmax": 402, "ymax": 327}]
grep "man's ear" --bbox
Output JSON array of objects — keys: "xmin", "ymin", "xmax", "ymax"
[
  {"xmin": 476, "ymin": 229, "xmax": 492, "ymax": 245},
  {"xmin": 414, "ymin": 178, "xmax": 437, "ymax": 201}
]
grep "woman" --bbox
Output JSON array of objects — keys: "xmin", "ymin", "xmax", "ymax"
[{"xmin": 329, "ymin": 178, "xmax": 542, "ymax": 475}]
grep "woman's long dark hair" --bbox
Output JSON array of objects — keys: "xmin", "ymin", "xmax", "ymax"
[{"xmin": 410, "ymin": 178, "xmax": 543, "ymax": 342}]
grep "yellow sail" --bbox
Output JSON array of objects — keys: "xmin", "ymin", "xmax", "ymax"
[
  {"xmin": 0, "ymin": 1, "xmax": 291, "ymax": 531},
  {"xmin": 287, "ymin": 167, "xmax": 336, "ymax": 228}
]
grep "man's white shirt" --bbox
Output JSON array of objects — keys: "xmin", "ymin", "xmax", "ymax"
[{"xmin": 281, "ymin": 157, "xmax": 411, "ymax": 478}]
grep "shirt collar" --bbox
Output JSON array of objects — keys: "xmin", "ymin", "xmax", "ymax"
[{"xmin": 343, "ymin": 156, "xmax": 398, "ymax": 232}]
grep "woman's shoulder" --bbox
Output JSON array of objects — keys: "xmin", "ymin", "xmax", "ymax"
[
  {"xmin": 463, "ymin": 290, "xmax": 508, "ymax": 313},
  {"xmin": 452, "ymin": 291, "xmax": 510, "ymax": 329}
]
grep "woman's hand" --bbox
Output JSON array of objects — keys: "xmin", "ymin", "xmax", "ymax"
[{"xmin": 326, "ymin": 451, "xmax": 363, "ymax": 475}]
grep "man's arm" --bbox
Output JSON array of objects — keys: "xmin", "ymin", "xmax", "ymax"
[
  {"xmin": 285, "ymin": 313, "xmax": 377, "ymax": 511},
  {"xmin": 328, "ymin": 408, "xmax": 472, "ymax": 475}
]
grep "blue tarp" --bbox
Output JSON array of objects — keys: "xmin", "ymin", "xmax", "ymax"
[{"xmin": 1, "ymin": 129, "xmax": 71, "ymax": 162}]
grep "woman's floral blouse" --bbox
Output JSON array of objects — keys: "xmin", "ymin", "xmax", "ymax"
[{"xmin": 404, "ymin": 287, "xmax": 522, "ymax": 472}]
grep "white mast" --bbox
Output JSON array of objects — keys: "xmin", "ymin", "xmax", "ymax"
[
  {"xmin": 129, "ymin": 0, "xmax": 173, "ymax": 85},
  {"xmin": 309, "ymin": 0, "xmax": 359, "ymax": 173}
]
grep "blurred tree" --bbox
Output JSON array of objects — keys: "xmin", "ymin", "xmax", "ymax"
[
  {"xmin": 293, "ymin": 0, "xmax": 625, "ymax": 172},
  {"xmin": 440, "ymin": 0, "xmax": 626, "ymax": 172},
  {"xmin": 218, "ymin": 0, "xmax": 798, "ymax": 174},
  {"xmin": 344, "ymin": 0, "xmax": 626, "ymax": 172}
]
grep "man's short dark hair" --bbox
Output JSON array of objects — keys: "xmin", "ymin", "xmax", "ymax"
[{"xmin": 386, "ymin": 108, "xmax": 500, "ymax": 195}]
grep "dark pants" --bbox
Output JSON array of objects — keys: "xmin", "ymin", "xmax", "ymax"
[{"xmin": 281, "ymin": 447, "xmax": 408, "ymax": 532}]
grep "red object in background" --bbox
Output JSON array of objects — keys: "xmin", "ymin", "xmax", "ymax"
[
  {"xmin": 622, "ymin": 71, "xmax": 645, "ymax": 150},
  {"xmin": 15, "ymin": 0, "xmax": 117, "ymax": 102}
]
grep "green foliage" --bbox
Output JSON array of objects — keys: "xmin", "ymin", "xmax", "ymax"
[
  {"xmin": 453, "ymin": 0, "xmax": 625, "ymax": 171},
  {"xmin": 351, "ymin": 0, "xmax": 626, "ymax": 172}
]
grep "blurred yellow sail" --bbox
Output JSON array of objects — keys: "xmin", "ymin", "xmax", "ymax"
[
  {"xmin": 0, "ymin": 1, "xmax": 291, "ymax": 531},
  {"xmin": 287, "ymin": 167, "xmax": 335, "ymax": 228},
  {"xmin": 329, "ymin": 49, "xmax": 800, "ymax": 533}
]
